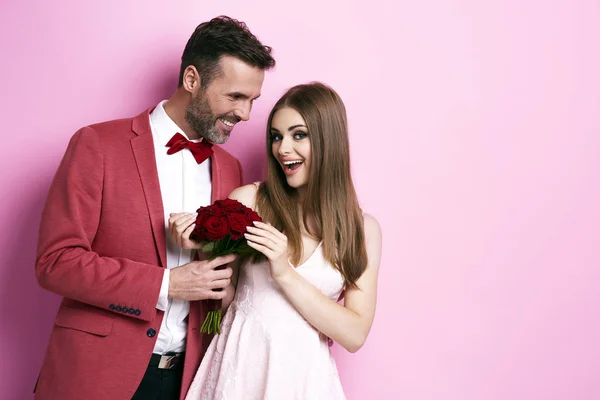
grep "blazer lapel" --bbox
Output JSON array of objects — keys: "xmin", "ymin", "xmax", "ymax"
[
  {"xmin": 210, "ymin": 150, "xmax": 222, "ymax": 203},
  {"xmin": 130, "ymin": 108, "xmax": 167, "ymax": 268}
]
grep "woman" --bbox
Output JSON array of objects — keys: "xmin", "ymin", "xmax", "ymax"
[{"xmin": 170, "ymin": 82, "xmax": 382, "ymax": 399}]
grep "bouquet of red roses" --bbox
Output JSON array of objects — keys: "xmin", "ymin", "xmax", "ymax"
[{"xmin": 190, "ymin": 198, "xmax": 262, "ymax": 334}]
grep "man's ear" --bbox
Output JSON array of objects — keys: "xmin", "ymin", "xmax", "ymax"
[{"xmin": 181, "ymin": 65, "xmax": 201, "ymax": 95}]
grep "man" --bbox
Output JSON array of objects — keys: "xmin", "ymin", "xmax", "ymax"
[{"xmin": 34, "ymin": 16, "xmax": 275, "ymax": 400}]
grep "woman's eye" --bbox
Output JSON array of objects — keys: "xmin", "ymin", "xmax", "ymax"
[
  {"xmin": 271, "ymin": 134, "xmax": 282, "ymax": 141},
  {"xmin": 294, "ymin": 132, "xmax": 308, "ymax": 140}
]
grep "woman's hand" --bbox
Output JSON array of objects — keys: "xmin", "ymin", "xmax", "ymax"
[
  {"xmin": 168, "ymin": 212, "xmax": 203, "ymax": 250},
  {"xmin": 244, "ymin": 221, "xmax": 291, "ymax": 280}
]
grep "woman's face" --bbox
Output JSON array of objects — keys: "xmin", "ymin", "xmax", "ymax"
[{"xmin": 270, "ymin": 107, "xmax": 312, "ymax": 190}]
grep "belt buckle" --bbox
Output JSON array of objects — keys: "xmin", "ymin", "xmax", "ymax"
[{"xmin": 158, "ymin": 354, "xmax": 178, "ymax": 370}]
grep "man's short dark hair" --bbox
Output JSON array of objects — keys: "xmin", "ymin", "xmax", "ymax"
[{"xmin": 179, "ymin": 16, "xmax": 276, "ymax": 89}]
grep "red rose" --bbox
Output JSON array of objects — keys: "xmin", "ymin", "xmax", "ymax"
[
  {"xmin": 189, "ymin": 210, "xmax": 207, "ymax": 242},
  {"xmin": 227, "ymin": 212, "xmax": 249, "ymax": 240},
  {"xmin": 209, "ymin": 203, "xmax": 225, "ymax": 217},
  {"xmin": 189, "ymin": 200, "xmax": 262, "ymax": 244},
  {"xmin": 222, "ymin": 198, "xmax": 244, "ymax": 212},
  {"xmin": 190, "ymin": 226, "xmax": 203, "ymax": 242},
  {"xmin": 204, "ymin": 215, "xmax": 229, "ymax": 241},
  {"xmin": 244, "ymin": 208, "xmax": 262, "ymax": 224}
]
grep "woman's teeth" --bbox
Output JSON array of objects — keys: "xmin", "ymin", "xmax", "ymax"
[{"xmin": 283, "ymin": 160, "xmax": 303, "ymax": 170}]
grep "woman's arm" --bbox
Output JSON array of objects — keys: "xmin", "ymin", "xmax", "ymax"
[{"xmin": 246, "ymin": 214, "xmax": 382, "ymax": 352}]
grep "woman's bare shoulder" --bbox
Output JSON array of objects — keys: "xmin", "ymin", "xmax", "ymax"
[{"xmin": 228, "ymin": 182, "xmax": 261, "ymax": 210}]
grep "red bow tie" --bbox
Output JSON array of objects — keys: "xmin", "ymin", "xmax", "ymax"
[{"xmin": 166, "ymin": 133, "xmax": 213, "ymax": 164}]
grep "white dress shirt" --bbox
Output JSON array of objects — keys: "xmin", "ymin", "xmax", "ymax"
[{"xmin": 150, "ymin": 100, "xmax": 212, "ymax": 354}]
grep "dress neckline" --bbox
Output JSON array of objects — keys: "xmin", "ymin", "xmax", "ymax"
[{"xmin": 291, "ymin": 241, "xmax": 323, "ymax": 269}]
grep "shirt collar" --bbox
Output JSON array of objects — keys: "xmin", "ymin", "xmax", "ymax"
[{"xmin": 150, "ymin": 100, "xmax": 203, "ymax": 145}]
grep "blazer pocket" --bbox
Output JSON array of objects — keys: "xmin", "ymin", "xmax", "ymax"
[{"xmin": 55, "ymin": 304, "xmax": 115, "ymax": 336}]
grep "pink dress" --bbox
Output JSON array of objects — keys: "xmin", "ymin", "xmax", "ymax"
[{"xmin": 185, "ymin": 242, "xmax": 347, "ymax": 399}]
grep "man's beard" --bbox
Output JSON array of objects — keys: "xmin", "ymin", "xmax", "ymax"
[{"xmin": 185, "ymin": 93, "xmax": 227, "ymax": 144}]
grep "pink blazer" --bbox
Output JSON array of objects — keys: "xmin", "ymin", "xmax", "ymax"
[{"xmin": 34, "ymin": 108, "xmax": 243, "ymax": 400}]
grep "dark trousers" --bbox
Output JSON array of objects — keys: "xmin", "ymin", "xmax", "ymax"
[{"xmin": 131, "ymin": 354, "xmax": 184, "ymax": 400}]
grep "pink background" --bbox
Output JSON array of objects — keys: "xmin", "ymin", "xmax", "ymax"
[{"xmin": 1, "ymin": 0, "xmax": 599, "ymax": 399}]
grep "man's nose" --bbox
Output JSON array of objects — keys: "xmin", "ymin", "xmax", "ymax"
[{"xmin": 235, "ymin": 102, "xmax": 251, "ymax": 122}]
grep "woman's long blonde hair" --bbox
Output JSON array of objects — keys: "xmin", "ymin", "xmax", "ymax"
[{"xmin": 256, "ymin": 82, "xmax": 367, "ymax": 288}]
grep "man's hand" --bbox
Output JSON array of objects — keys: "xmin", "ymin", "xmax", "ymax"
[
  {"xmin": 169, "ymin": 212, "xmax": 202, "ymax": 250},
  {"xmin": 168, "ymin": 254, "xmax": 236, "ymax": 301}
]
